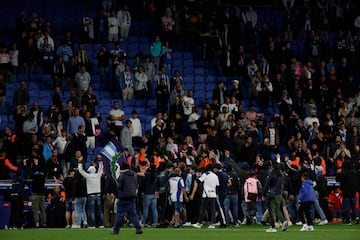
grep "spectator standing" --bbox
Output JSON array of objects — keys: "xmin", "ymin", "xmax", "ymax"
[
  {"xmin": 107, "ymin": 10, "xmax": 119, "ymax": 43},
  {"xmin": 111, "ymin": 162, "xmax": 143, "ymax": 235},
  {"xmin": 78, "ymin": 158, "xmax": 104, "ymax": 228},
  {"xmin": 62, "ymin": 168, "xmax": 76, "ymax": 228},
  {"xmin": 298, "ymin": 172, "xmax": 316, "ymax": 231},
  {"xmin": 336, "ymin": 160, "xmax": 360, "ymax": 225},
  {"xmin": 13, "ymin": 81, "xmax": 30, "ymax": 112},
  {"xmin": 29, "ymin": 157, "xmax": 47, "ymax": 228},
  {"xmin": 94, "ymin": 9, "xmax": 109, "ymax": 44},
  {"xmin": 82, "ymin": 10, "xmax": 95, "ymax": 43},
  {"xmin": 261, "ymin": 162, "xmax": 288, "ymax": 232},
  {"xmin": 72, "ymin": 171, "xmax": 87, "ymax": 228},
  {"xmin": 129, "ymin": 110, "xmax": 143, "ymax": 148},
  {"xmin": 117, "ymin": 4, "xmax": 131, "ymax": 39},
  {"xmin": 168, "ymin": 168, "xmax": 189, "ymax": 228},
  {"xmin": 140, "ymin": 163, "xmax": 158, "ymax": 226},
  {"xmin": 118, "ymin": 64, "xmax": 134, "ymax": 104},
  {"xmin": 192, "ymin": 164, "xmax": 219, "ymax": 229},
  {"xmin": 67, "ymin": 108, "xmax": 85, "ymax": 135},
  {"xmin": 97, "ymin": 44, "xmax": 111, "ymax": 82},
  {"xmin": 109, "ymin": 101, "xmax": 125, "ymax": 138},
  {"xmin": 81, "ymin": 87, "xmax": 98, "ymax": 117}
]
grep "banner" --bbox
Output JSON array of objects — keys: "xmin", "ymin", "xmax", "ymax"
[{"xmin": 100, "ymin": 137, "xmax": 126, "ymax": 180}]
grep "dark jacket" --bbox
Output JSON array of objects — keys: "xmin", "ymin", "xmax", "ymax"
[
  {"xmin": 73, "ymin": 173, "xmax": 87, "ymax": 199},
  {"xmin": 262, "ymin": 168, "xmax": 283, "ymax": 197},
  {"xmin": 31, "ymin": 164, "xmax": 46, "ymax": 194},
  {"xmin": 298, "ymin": 179, "xmax": 316, "ymax": 203},
  {"xmin": 117, "ymin": 170, "xmax": 138, "ymax": 200},
  {"xmin": 336, "ymin": 161, "xmax": 360, "ymax": 198}
]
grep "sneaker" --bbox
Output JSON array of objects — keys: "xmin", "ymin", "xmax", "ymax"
[
  {"xmin": 99, "ymin": 225, "xmax": 105, "ymax": 229},
  {"xmin": 300, "ymin": 224, "xmax": 309, "ymax": 231},
  {"xmin": 192, "ymin": 222, "xmax": 203, "ymax": 229},
  {"xmin": 308, "ymin": 225, "xmax": 314, "ymax": 231},
  {"xmin": 65, "ymin": 225, "xmax": 71, "ymax": 229},
  {"xmin": 344, "ymin": 222, "xmax": 352, "ymax": 226},
  {"xmin": 282, "ymin": 221, "xmax": 288, "ymax": 231},
  {"xmin": 241, "ymin": 219, "xmax": 247, "ymax": 225},
  {"xmin": 136, "ymin": 228, "xmax": 143, "ymax": 234},
  {"xmin": 355, "ymin": 217, "xmax": 359, "ymax": 224},
  {"xmin": 88, "ymin": 226, "xmax": 96, "ymax": 229},
  {"xmin": 266, "ymin": 227, "xmax": 277, "ymax": 233},
  {"xmin": 318, "ymin": 219, "xmax": 328, "ymax": 225},
  {"xmin": 71, "ymin": 225, "xmax": 81, "ymax": 229},
  {"xmin": 296, "ymin": 221, "xmax": 303, "ymax": 226},
  {"xmin": 233, "ymin": 223, "xmax": 240, "ymax": 227},
  {"xmin": 288, "ymin": 221, "xmax": 293, "ymax": 227},
  {"xmin": 182, "ymin": 222, "xmax": 191, "ymax": 227},
  {"xmin": 208, "ymin": 225, "xmax": 215, "ymax": 229}
]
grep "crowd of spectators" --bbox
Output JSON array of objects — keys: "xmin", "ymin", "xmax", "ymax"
[{"xmin": 0, "ymin": 0, "xmax": 360, "ymax": 231}]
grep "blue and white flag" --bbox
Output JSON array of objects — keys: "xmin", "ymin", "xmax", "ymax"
[{"xmin": 100, "ymin": 137, "xmax": 126, "ymax": 180}]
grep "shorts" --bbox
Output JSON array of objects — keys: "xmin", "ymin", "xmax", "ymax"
[
  {"xmin": 65, "ymin": 199, "xmax": 74, "ymax": 212},
  {"xmin": 171, "ymin": 201, "xmax": 182, "ymax": 213}
]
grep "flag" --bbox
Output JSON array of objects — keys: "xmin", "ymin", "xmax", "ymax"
[{"xmin": 100, "ymin": 137, "xmax": 126, "ymax": 180}]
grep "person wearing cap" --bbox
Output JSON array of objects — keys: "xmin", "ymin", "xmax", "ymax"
[
  {"xmin": 229, "ymin": 79, "xmax": 242, "ymax": 102},
  {"xmin": 121, "ymin": 119, "xmax": 134, "ymax": 156},
  {"xmin": 78, "ymin": 157, "xmax": 104, "ymax": 228}
]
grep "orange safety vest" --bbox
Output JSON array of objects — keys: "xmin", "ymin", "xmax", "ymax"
[
  {"xmin": 152, "ymin": 155, "xmax": 165, "ymax": 168},
  {"xmin": 197, "ymin": 156, "xmax": 212, "ymax": 169},
  {"xmin": 0, "ymin": 156, "xmax": 18, "ymax": 172}
]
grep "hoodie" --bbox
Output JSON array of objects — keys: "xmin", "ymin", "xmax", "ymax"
[
  {"xmin": 78, "ymin": 161, "xmax": 103, "ymax": 195},
  {"xmin": 298, "ymin": 179, "xmax": 316, "ymax": 203}
]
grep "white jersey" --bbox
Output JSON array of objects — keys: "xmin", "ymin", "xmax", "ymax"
[
  {"xmin": 168, "ymin": 176, "xmax": 185, "ymax": 202},
  {"xmin": 199, "ymin": 171, "xmax": 219, "ymax": 198}
]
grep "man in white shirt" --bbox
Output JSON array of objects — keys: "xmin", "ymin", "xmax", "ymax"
[
  {"xmin": 52, "ymin": 129, "xmax": 68, "ymax": 176},
  {"xmin": 117, "ymin": 4, "xmax": 131, "ymax": 38},
  {"xmin": 191, "ymin": 164, "xmax": 219, "ymax": 229},
  {"xmin": 109, "ymin": 101, "xmax": 125, "ymax": 137},
  {"xmin": 129, "ymin": 110, "xmax": 142, "ymax": 148},
  {"xmin": 304, "ymin": 110, "xmax": 320, "ymax": 130},
  {"xmin": 108, "ymin": 10, "xmax": 119, "ymax": 43}
]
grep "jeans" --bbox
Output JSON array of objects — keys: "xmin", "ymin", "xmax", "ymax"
[
  {"xmin": 256, "ymin": 200, "xmax": 266, "ymax": 223},
  {"xmin": 342, "ymin": 197, "xmax": 358, "ymax": 224},
  {"xmin": 142, "ymin": 194, "xmax": 158, "ymax": 225},
  {"xmin": 87, "ymin": 194, "xmax": 103, "ymax": 227},
  {"xmin": 312, "ymin": 190, "xmax": 327, "ymax": 221},
  {"xmin": 113, "ymin": 198, "xmax": 141, "ymax": 233},
  {"xmin": 74, "ymin": 197, "xmax": 87, "ymax": 226},
  {"xmin": 224, "ymin": 194, "xmax": 238, "ymax": 224},
  {"xmin": 286, "ymin": 195, "xmax": 299, "ymax": 222}
]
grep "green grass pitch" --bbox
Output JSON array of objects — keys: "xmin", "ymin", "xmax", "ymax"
[{"xmin": 0, "ymin": 223, "xmax": 359, "ymax": 240}]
